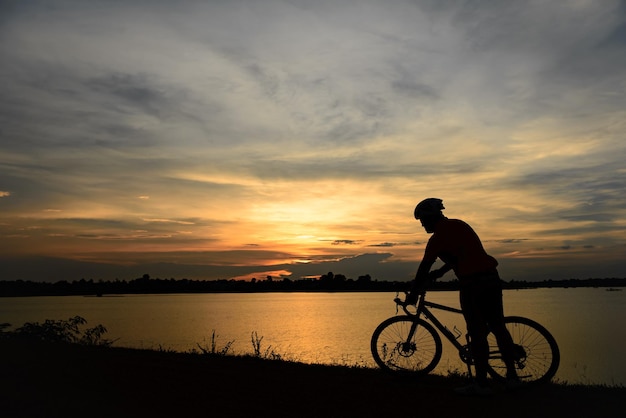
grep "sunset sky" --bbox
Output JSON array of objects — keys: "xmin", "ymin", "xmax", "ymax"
[{"xmin": 1, "ymin": 0, "xmax": 625, "ymax": 283}]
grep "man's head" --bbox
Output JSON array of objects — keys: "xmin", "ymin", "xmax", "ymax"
[{"xmin": 414, "ymin": 198, "xmax": 445, "ymax": 233}]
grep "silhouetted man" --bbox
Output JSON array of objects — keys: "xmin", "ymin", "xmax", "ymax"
[{"xmin": 405, "ymin": 198, "xmax": 519, "ymax": 395}]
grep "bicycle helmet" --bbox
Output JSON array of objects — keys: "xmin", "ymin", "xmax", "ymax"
[{"xmin": 414, "ymin": 198, "xmax": 445, "ymax": 220}]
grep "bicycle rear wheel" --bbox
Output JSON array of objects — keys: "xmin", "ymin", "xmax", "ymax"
[
  {"xmin": 486, "ymin": 316, "xmax": 560, "ymax": 384},
  {"xmin": 370, "ymin": 316, "xmax": 442, "ymax": 375}
]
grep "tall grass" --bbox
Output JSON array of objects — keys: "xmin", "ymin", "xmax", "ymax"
[
  {"xmin": 250, "ymin": 331, "xmax": 282, "ymax": 360},
  {"xmin": 195, "ymin": 330, "xmax": 234, "ymax": 356}
]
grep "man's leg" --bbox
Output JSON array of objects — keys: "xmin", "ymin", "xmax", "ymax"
[
  {"xmin": 460, "ymin": 286, "xmax": 490, "ymax": 387},
  {"xmin": 482, "ymin": 284, "xmax": 518, "ymax": 379}
]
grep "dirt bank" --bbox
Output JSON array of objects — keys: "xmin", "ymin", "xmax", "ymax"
[{"xmin": 1, "ymin": 339, "xmax": 624, "ymax": 418}]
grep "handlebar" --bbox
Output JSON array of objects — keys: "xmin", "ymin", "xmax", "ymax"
[
  {"xmin": 394, "ymin": 291, "xmax": 424, "ymax": 316},
  {"xmin": 394, "ymin": 270, "xmax": 443, "ymax": 314}
]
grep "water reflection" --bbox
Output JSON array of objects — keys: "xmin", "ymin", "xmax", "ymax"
[{"xmin": 1, "ymin": 288, "xmax": 624, "ymax": 385}]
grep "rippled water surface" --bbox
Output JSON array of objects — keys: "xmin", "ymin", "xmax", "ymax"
[{"xmin": 2, "ymin": 287, "xmax": 624, "ymax": 385}]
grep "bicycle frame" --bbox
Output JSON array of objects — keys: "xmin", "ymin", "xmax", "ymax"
[
  {"xmin": 419, "ymin": 299, "xmax": 468, "ymax": 354},
  {"xmin": 404, "ymin": 293, "xmax": 475, "ymax": 374}
]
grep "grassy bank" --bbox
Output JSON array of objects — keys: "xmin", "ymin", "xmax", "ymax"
[{"xmin": 1, "ymin": 338, "xmax": 625, "ymax": 418}]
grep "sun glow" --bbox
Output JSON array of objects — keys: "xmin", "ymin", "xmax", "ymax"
[{"xmin": 2, "ymin": 1, "xmax": 624, "ymax": 283}]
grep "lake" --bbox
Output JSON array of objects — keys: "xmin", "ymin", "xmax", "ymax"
[{"xmin": 1, "ymin": 287, "xmax": 624, "ymax": 386}]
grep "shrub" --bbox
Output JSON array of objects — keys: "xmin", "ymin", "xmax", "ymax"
[{"xmin": 2, "ymin": 316, "xmax": 115, "ymax": 346}]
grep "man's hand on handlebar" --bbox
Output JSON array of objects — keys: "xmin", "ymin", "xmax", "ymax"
[
  {"xmin": 404, "ymin": 292, "xmax": 419, "ymax": 306},
  {"xmin": 394, "ymin": 292, "xmax": 419, "ymax": 306},
  {"xmin": 402, "ymin": 268, "xmax": 448, "ymax": 306},
  {"xmin": 404, "ymin": 285, "xmax": 425, "ymax": 306}
]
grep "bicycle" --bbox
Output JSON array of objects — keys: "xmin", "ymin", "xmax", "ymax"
[{"xmin": 371, "ymin": 289, "xmax": 560, "ymax": 384}]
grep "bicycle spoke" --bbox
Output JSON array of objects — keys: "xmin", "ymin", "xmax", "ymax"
[
  {"xmin": 486, "ymin": 316, "xmax": 559, "ymax": 383},
  {"xmin": 371, "ymin": 317, "xmax": 442, "ymax": 375}
]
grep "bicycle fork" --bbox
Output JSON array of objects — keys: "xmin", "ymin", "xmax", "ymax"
[{"xmin": 401, "ymin": 320, "xmax": 420, "ymax": 354}]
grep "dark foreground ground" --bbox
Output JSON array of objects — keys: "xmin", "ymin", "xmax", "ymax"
[{"xmin": 1, "ymin": 339, "xmax": 624, "ymax": 418}]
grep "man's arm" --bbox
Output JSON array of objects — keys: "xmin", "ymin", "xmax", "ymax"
[
  {"xmin": 406, "ymin": 261, "xmax": 454, "ymax": 305},
  {"xmin": 414, "ymin": 258, "xmax": 436, "ymax": 286},
  {"xmin": 430, "ymin": 263, "xmax": 453, "ymax": 279},
  {"xmin": 405, "ymin": 257, "xmax": 436, "ymax": 305}
]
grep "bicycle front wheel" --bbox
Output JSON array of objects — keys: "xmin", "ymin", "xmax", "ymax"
[
  {"xmin": 371, "ymin": 316, "xmax": 442, "ymax": 375},
  {"xmin": 486, "ymin": 316, "xmax": 560, "ymax": 384}
]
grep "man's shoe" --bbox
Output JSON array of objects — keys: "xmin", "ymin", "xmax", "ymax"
[{"xmin": 454, "ymin": 383, "xmax": 494, "ymax": 396}]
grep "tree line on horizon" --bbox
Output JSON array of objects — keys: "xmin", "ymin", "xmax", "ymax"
[{"xmin": 1, "ymin": 272, "xmax": 625, "ymax": 297}]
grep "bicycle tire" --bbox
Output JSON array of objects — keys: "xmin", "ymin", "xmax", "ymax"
[
  {"xmin": 486, "ymin": 316, "xmax": 560, "ymax": 384},
  {"xmin": 371, "ymin": 316, "xmax": 442, "ymax": 375}
]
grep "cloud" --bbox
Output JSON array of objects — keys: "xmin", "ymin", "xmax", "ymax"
[
  {"xmin": 142, "ymin": 219, "xmax": 196, "ymax": 225},
  {"xmin": 331, "ymin": 240, "xmax": 361, "ymax": 245},
  {"xmin": 1, "ymin": 0, "xmax": 625, "ymax": 282},
  {"xmin": 0, "ymin": 251, "xmax": 412, "ymax": 283},
  {"xmin": 368, "ymin": 242, "xmax": 398, "ymax": 247}
]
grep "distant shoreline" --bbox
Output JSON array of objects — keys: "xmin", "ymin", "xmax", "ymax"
[{"xmin": 1, "ymin": 276, "xmax": 625, "ymax": 297}]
